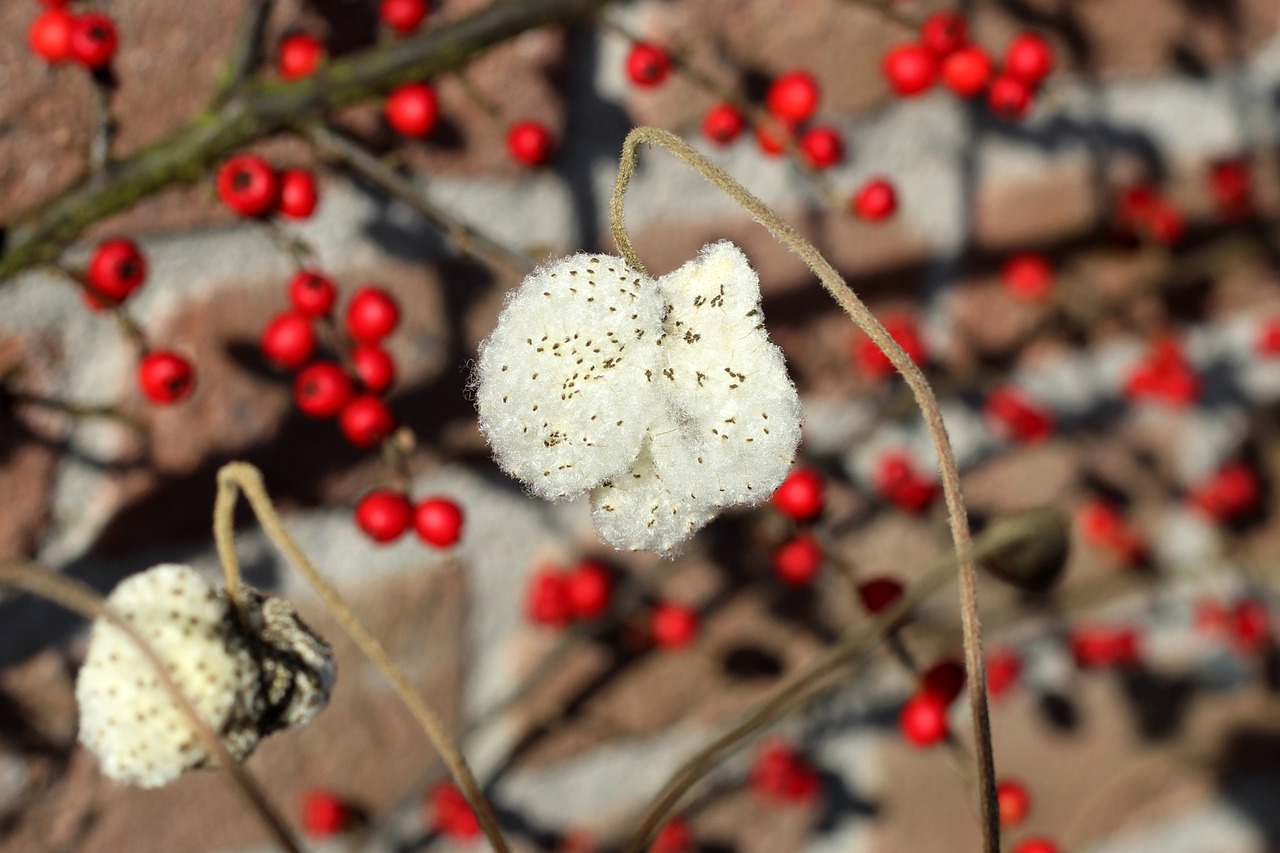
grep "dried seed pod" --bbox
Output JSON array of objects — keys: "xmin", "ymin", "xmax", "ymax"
[
  {"xmin": 76, "ymin": 564, "xmax": 335, "ymax": 788},
  {"xmin": 979, "ymin": 509, "xmax": 1070, "ymax": 593}
]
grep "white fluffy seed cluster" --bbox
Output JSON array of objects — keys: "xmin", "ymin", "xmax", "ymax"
[
  {"xmin": 75, "ymin": 564, "xmax": 336, "ymax": 788},
  {"xmin": 476, "ymin": 241, "xmax": 801, "ymax": 552}
]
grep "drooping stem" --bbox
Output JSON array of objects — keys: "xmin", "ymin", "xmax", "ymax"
[
  {"xmin": 0, "ymin": 560, "xmax": 302, "ymax": 853},
  {"xmin": 608, "ymin": 127, "xmax": 998, "ymax": 853},
  {"xmin": 212, "ymin": 462, "xmax": 511, "ymax": 853}
]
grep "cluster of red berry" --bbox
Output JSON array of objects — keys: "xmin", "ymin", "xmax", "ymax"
[
  {"xmin": 27, "ymin": 0, "xmax": 118, "ymax": 69},
  {"xmin": 748, "ymin": 739, "xmax": 822, "ymax": 806},
  {"xmin": 216, "ymin": 154, "xmax": 318, "ymax": 220},
  {"xmin": 1077, "ymin": 500, "xmax": 1147, "ymax": 567},
  {"xmin": 898, "ymin": 658, "xmax": 966, "ymax": 747},
  {"xmin": 882, "ymin": 12, "xmax": 1054, "ymax": 121},
  {"xmin": 770, "ymin": 467, "xmax": 827, "ymax": 587},
  {"xmin": 525, "ymin": 560, "xmax": 614, "ymax": 628}
]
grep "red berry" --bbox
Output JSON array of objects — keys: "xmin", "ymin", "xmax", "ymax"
[
  {"xmin": 1125, "ymin": 339, "xmax": 1200, "ymax": 407},
  {"xmin": 625, "ymin": 42, "xmax": 671, "ymax": 87},
  {"xmin": 920, "ymin": 11, "xmax": 969, "ymax": 57},
  {"xmin": 216, "ymin": 154, "xmax": 279, "ymax": 218},
  {"xmin": 985, "ymin": 648, "xmax": 1021, "ymax": 698},
  {"xmin": 875, "ymin": 452, "xmax": 938, "ymax": 513},
  {"xmin": 1188, "ymin": 462, "xmax": 1261, "ymax": 522},
  {"xmin": 983, "ymin": 386, "xmax": 1054, "ymax": 444},
  {"xmin": 380, "ymin": 0, "xmax": 428, "ymax": 35},
  {"xmin": 766, "ymin": 70, "xmax": 820, "ymax": 123},
  {"xmin": 278, "ymin": 168, "xmax": 319, "ymax": 219},
  {"xmin": 352, "ymin": 344, "xmax": 397, "ymax": 394},
  {"xmin": 857, "ymin": 576, "xmax": 904, "ymax": 615},
  {"xmin": 1012, "ymin": 839, "xmax": 1060, "ymax": 853},
  {"xmin": 1071, "ymin": 624, "xmax": 1140, "ymax": 668},
  {"xmin": 1077, "ymin": 500, "xmax": 1146, "ymax": 565},
  {"xmin": 427, "ymin": 782, "xmax": 481, "ymax": 841},
  {"xmin": 920, "ymin": 658, "xmax": 965, "ymax": 705},
  {"xmin": 68, "ymin": 13, "xmax": 118, "ymax": 69},
  {"xmin": 754, "ymin": 120, "xmax": 795, "ymax": 157},
  {"xmin": 1004, "ymin": 32, "xmax": 1054, "ymax": 86},
  {"xmin": 1145, "ymin": 200, "xmax": 1186, "ymax": 246},
  {"xmin": 1231, "ymin": 598, "xmax": 1271, "ymax": 654},
  {"xmin": 941, "ymin": 45, "xmax": 992, "ymax": 98},
  {"xmin": 997, "ymin": 779, "xmax": 1031, "ymax": 827},
  {"xmin": 899, "ymin": 691, "xmax": 948, "ymax": 747},
  {"xmin": 1001, "ymin": 252, "xmax": 1054, "ymax": 301},
  {"xmin": 385, "ymin": 82, "xmax": 439, "ymax": 137},
  {"xmin": 565, "ymin": 560, "xmax": 613, "ymax": 620},
  {"xmin": 526, "ymin": 567, "xmax": 572, "ymax": 628},
  {"xmin": 852, "ymin": 177, "xmax": 898, "ymax": 221},
  {"xmin": 278, "ymin": 32, "xmax": 324, "ymax": 80},
  {"xmin": 138, "ymin": 351, "xmax": 195, "ymax": 405},
  {"xmin": 507, "ymin": 120, "xmax": 556, "ymax": 166},
  {"xmin": 772, "ymin": 468, "xmax": 824, "ymax": 521},
  {"xmin": 988, "ymin": 73, "xmax": 1033, "ymax": 120},
  {"xmin": 354, "ymin": 489, "xmax": 413, "ymax": 543},
  {"xmin": 855, "ymin": 315, "xmax": 925, "ymax": 378},
  {"xmin": 1117, "ymin": 184, "xmax": 1160, "ymax": 224},
  {"xmin": 651, "ymin": 601, "xmax": 699, "ymax": 650},
  {"xmin": 882, "ymin": 43, "xmax": 936, "ymax": 97},
  {"xmin": 28, "ymin": 9, "xmax": 74, "ymax": 63},
  {"xmin": 772, "ymin": 535, "xmax": 823, "ymax": 587},
  {"xmin": 1209, "ymin": 158, "xmax": 1251, "ymax": 222},
  {"xmin": 260, "ymin": 311, "xmax": 316, "ymax": 369},
  {"xmin": 702, "ymin": 103, "xmax": 745, "ymax": 145},
  {"xmin": 1258, "ymin": 317, "xmax": 1280, "ymax": 357},
  {"xmin": 301, "ymin": 789, "xmax": 350, "ymax": 838},
  {"xmin": 345, "ymin": 287, "xmax": 400, "ymax": 343},
  {"xmin": 799, "ymin": 126, "xmax": 844, "ymax": 169},
  {"xmin": 414, "ymin": 496, "xmax": 464, "ymax": 547},
  {"xmin": 288, "ymin": 269, "xmax": 338, "ymax": 317},
  {"xmin": 86, "ymin": 238, "xmax": 147, "ymax": 302},
  {"xmin": 340, "ymin": 395, "xmax": 395, "ymax": 448},
  {"xmin": 293, "ymin": 362, "xmax": 353, "ymax": 418},
  {"xmin": 749, "ymin": 739, "xmax": 821, "ymax": 805},
  {"xmin": 649, "ymin": 819, "xmax": 694, "ymax": 853}
]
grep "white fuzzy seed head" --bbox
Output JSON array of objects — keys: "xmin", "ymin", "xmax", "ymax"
[
  {"xmin": 475, "ymin": 253, "xmax": 667, "ymax": 499},
  {"xmin": 75, "ymin": 564, "xmax": 335, "ymax": 788}
]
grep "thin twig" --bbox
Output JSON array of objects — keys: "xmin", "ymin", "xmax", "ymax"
[
  {"xmin": 212, "ymin": 462, "xmax": 512, "ymax": 853},
  {"xmin": 608, "ymin": 127, "xmax": 998, "ymax": 853},
  {"xmin": 6, "ymin": 388, "xmax": 146, "ymax": 433},
  {"xmin": 306, "ymin": 123, "xmax": 536, "ymax": 277},
  {"xmin": 88, "ymin": 77, "xmax": 116, "ymax": 176},
  {"xmin": 0, "ymin": 560, "xmax": 302, "ymax": 853},
  {"xmin": 215, "ymin": 0, "xmax": 276, "ymax": 105}
]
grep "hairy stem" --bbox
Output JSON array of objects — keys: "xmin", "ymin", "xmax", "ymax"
[
  {"xmin": 609, "ymin": 126, "xmax": 998, "ymax": 853},
  {"xmin": 212, "ymin": 462, "xmax": 511, "ymax": 853},
  {"xmin": 0, "ymin": 560, "xmax": 302, "ymax": 853}
]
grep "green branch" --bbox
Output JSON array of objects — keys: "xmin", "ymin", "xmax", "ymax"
[{"xmin": 0, "ymin": 0, "xmax": 611, "ymax": 282}]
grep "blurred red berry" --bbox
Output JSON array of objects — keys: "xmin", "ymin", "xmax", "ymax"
[
  {"xmin": 1188, "ymin": 462, "xmax": 1261, "ymax": 522},
  {"xmin": 355, "ymin": 489, "xmax": 413, "ymax": 543},
  {"xmin": 766, "ymin": 70, "xmax": 821, "ymax": 123},
  {"xmin": 1231, "ymin": 598, "xmax": 1271, "ymax": 654},
  {"xmin": 427, "ymin": 782, "xmax": 481, "ymax": 841},
  {"xmin": 68, "ymin": 12, "xmax": 118, "ymax": 69},
  {"xmin": 626, "ymin": 42, "xmax": 671, "ymax": 87},
  {"xmin": 749, "ymin": 739, "xmax": 821, "ymax": 805},
  {"xmin": 288, "ymin": 269, "xmax": 337, "ymax": 317},
  {"xmin": 261, "ymin": 311, "xmax": 316, "ymax": 369},
  {"xmin": 1209, "ymin": 158, "xmax": 1252, "ymax": 222},
  {"xmin": 799, "ymin": 126, "xmax": 844, "ymax": 169},
  {"xmin": 28, "ymin": 9, "xmax": 74, "ymax": 63},
  {"xmin": 754, "ymin": 120, "xmax": 795, "ymax": 157},
  {"xmin": 138, "ymin": 351, "xmax": 195, "ymax": 404},
  {"xmin": 1125, "ymin": 338, "xmax": 1200, "ymax": 407},
  {"xmin": 279, "ymin": 168, "xmax": 319, "ymax": 219},
  {"xmin": 507, "ymin": 120, "xmax": 556, "ymax": 166},
  {"xmin": 352, "ymin": 344, "xmax": 397, "ymax": 394},
  {"xmin": 899, "ymin": 691, "xmax": 948, "ymax": 747},
  {"xmin": 920, "ymin": 659, "xmax": 966, "ymax": 705},
  {"xmin": 883, "ymin": 43, "xmax": 936, "ymax": 96},
  {"xmin": 858, "ymin": 576, "xmax": 904, "ymax": 615},
  {"xmin": 216, "ymin": 154, "xmax": 279, "ymax": 218},
  {"xmin": 876, "ymin": 452, "xmax": 938, "ymax": 513},
  {"xmin": 340, "ymin": 395, "xmax": 395, "ymax": 448},
  {"xmin": 1013, "ymin": 838, "xmax": 1060, "ymax": 853},
  {"xmin": 919, "ymin": 11, "xmax": 968, "ymax": 57},
  {"xmin": 1001, "ymin": 252, "xmax": 1054, "ymax": 301},
  {"xmin": 1071, "ymin": 624, "xmax": 1140, "ymax": 669},
  {"xmin": 385, "ymin": 82, "xmax": 438, "ymax": 137},
  {"xmin": 345, "ymin": 287, "xmax": 400, "ymax": 343},
  {"xmin": 652, "ymin": 601, "xmax": 699, "ymax": 650},
  {"xmin": 1004, "ymin": 32, "xmax": 1054, "ymax": 86},
  {"xmin": 855, "ymin": 315, "xmax": 925, "ymax": 378},
  {"xmin": 1258, "ymin": 318, "xmax": 1280, "ymax": 356},
  {"xmin": 988, "ymin": 73, "xmax": 1032, "ymax": 120},
  {"xmin": 702, "ymin": 103, "xmax": 745, "ymax": 145},
  {"xmin": 852, "ymin": 177, "xmax": 898, "ymax": 221},
  {"xmin": 984, "ymin": 386, "xmax": 1054, "ymax": 444},
  {"xmin": 87, "ymin": 238, "xmax": 147, "ymax": 302},
  {"xmin": 1077, "ymin": 500, "xmax": 1146, "ymax": 565},
  {"xmin": 415, "ymin": 496, "xmax": 464, "ymax": 547},
  {"xmin": 301, "ymin": 789, "xmax": 350, "ymax": 838},
  {"xmin": 772, "ymin": 467, "xmax": 825, "ymax": 521},
  {"xmin": 997, "ymin": 779, "xmax": 1031, "ymax": 827},
  {"xmin": 941, "ymin": 45, "xmax": 992, "ymax": 98},
  {"xmin": 985, "ymin": 648, "xmax": 1021, "ymax": 698},
  {"xmin": 526, "ymin": 567, "xmax": 572, "ymax": 628},
  {"xmin": 649, "ymin": 819, "xmax": 694, "ymax": 853},
  {"xmin": 566, "ymin": 560, "xmax": 613, "ymax": 620},
  {"xmin": 380, "ymin": 0, "xmax": 427, "ymax": 35},
  {"xmin": 278, "ymin": 32, "xmax": 324, "ymax": 80},
  {"xmin": 294, "ymin": 362, "xmax": 353, "ymax": 418},
  {"xmin": 772, "ymin": 535, "xmax": 823, "ymax": 587},
  {"xmin": 1144, "ymin": 199, "xmax": 1186, "ymax": 246}
]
